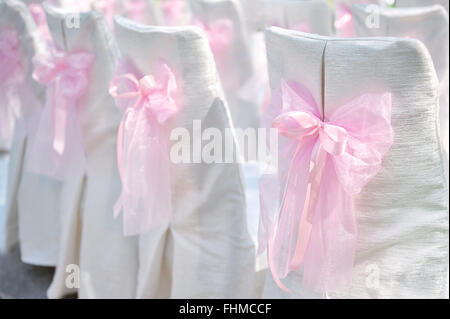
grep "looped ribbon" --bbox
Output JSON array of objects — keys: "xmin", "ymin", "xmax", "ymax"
[
  {"xmin": 123, "ymin": 0, "xmax": 147, "ymax": 24},
  {"xmin": 334, "ymin": 3, "xmax": 355, "ymax": 37},
  {"xmin": 259, "ymin": 80, "xmax": 394, "ymax": 292},
  {"xmin": 27, "ymin": 48, "xmax": 94, "ymax": 179},
  {"xmin": 92, "ymin": 0, "xmax": 116, "ymax": 28},
  {"xmin": 109, "ymin": 60, "xmax": 177, "ymax": 236},
  {"xmin": 161, "ymin": 0, "xmax": 186, "ymax": 25},
  {"xmin": 193, "ymin": 18, "xmax": 234, "ymax": 58},
  {"xmin": 0, "ymin": 29, "xmax": 23, "ymax": 150}
]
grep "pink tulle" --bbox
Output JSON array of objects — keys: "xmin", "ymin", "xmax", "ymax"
[
  {"xmin": 27, "ymin": 47, "xmax": 95, "ymax": 180},
  {"xmin": 258, "ymin": 80, "xmax": 394, "ymax": 293},
  {"xmin": 109, "ymin": 59, "xmax": 178, "ymax": 236}
]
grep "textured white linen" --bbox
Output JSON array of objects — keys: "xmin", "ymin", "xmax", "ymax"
[
  {"xmin": 0, "ymin": 0, "xmax": 45, "ymax": 254},
  {"xmin": 262, "ymin": 27, "xmax": 448, "ymax": 298},
  {"xmin": 111, "ymin": 16, "xmax": 262, "ymax": 298},
  {"xmin": 352, "ymin": 4, "xmax": 449, "ymax": 164}
]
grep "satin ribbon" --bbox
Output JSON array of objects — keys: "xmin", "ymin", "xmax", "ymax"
[
  {"xmin": 27, "ymin": 48, "xmax": 94, "ymax": 179},
  {"xmin": 259, "ymin": 80, "xmax": 394, "ymax": 292},
  {"xmin": 193, "ymin": 18, "xmax": 234, "ymax": 58},
  {"xmin": 0, "ymin": 29, "xmax": 23, "ymax": 150},
  {"xmin": 109, "ymin": 60, "xmax": 177, "ymax": 236},
  {"xmin": 334, "ymin": 3, "xmax": 355, "ymax": 37}
]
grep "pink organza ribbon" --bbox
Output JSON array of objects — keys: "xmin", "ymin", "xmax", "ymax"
[
  {"xmin": 0, "ymin": 29, "xmax": 22, "ymax": 150},
  {"xmin": 335, "ymin": 3, "xmax": 355, "ymax": 37},
  {"xmin": 27, "ymin": 48, "xmax": 94, "ymax": 179},
  {"xmin": 193, "ymin": 18, "xmax": 234, "ymax": 58},
  {"xmin": 109, "ymin": 60, "xmax": 177, "ymax": 236},
  {"xmin": 259, "ymin": 80, "xmax": 394, "ymax": 293}
]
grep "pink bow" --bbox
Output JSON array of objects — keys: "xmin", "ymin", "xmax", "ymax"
[
  {"xmin": 194, "ymin": 18, "xmax": 234, "ymax": 58},
  {"xmin": 334, "ymin": 3, "xmax": 355, "ymax": 37},
  {"xmin": 27, "ymin": 48, "xmax": 94, "ymax": 179},
  {"xmin": 259, "ymin": 80, "xmax": 394, "ymax": 292},
  {"xmin": 161, "ymin": 0, "xmax": 185, "ymax": 25},
  {"xmin": 109, "ymin": 60, "xmax": 177, "ymax": 236},
  {"xmin": 0, "ymin": 29, "xmax": 23, "ymax": 150},
  {"xmin": 124, "ymin": 0, "xmax": 147, "ymax": 23}
]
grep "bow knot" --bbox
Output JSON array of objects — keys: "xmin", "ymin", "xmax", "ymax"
[
  {"xmin": 138, "ymin": 75, "xmax": 156, "ymax": 97},
  {"xmin": 273, "ymin": 110, "xmax": 348, "ymax": 156}
]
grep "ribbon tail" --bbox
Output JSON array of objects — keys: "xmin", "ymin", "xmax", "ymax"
[
  {"xmin": 290, "ymin": 146, "xmax": 327, "ymax": 271},
  {"xmin": 267, "ymin": 140, "xmax": 312, "ymax": 291}
]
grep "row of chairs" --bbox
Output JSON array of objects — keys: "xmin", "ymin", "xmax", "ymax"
[{"xmin": 0, "ymin": 0, "xmax": 448, "ymax": 298}]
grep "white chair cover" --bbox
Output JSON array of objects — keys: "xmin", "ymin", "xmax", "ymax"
[
  {"xmin": 262, "ymin": 27, "xmax": 448, "ymax": 298},
  {"xmin": 108, "ymin": 15, "xmax": 262, "ymax": 298},
  {"xmin": 352, "ymin": 4, "xmax": 449, "ymax": 162},
  {"xmin": 0, "ymin": 0, "xmax": 45, "ymax": 254}
]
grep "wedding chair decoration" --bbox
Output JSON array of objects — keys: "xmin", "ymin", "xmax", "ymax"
[
  {"xmin": 352, "ymin": 3, "xmax": 450, "ymax": 160},
  {"xmin": 188, "ymin": 0, "xmax": 258, "ymax": 130},
  {"xmin": 16, "ymin": 3, "xmax": 136, "ymax": 300},
  {"xmin": 109, "ymin": 15, "xmax": 261, "ymax": 298},
  {"xmin": 259, "ymin": 27, "xmax": 448, "ymax": 298},
  {"xmin": 0, "ymin": 0, "xmax": 45, "ymax": 254}
]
